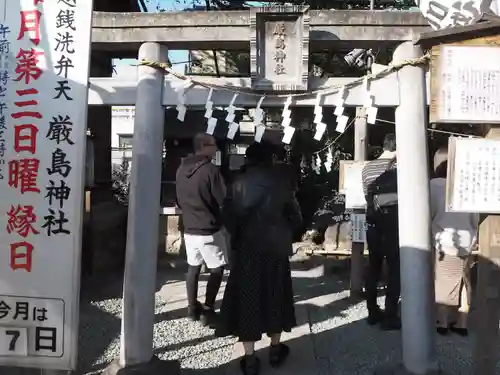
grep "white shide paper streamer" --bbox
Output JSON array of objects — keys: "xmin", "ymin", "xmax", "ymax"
[
  {"xmin": 226, "ymin": 94, "xmax": 239, "ymax": 139},
  {"xmin": 362, "ymin": 76, "xmax": 378, "ymax": 125},
  {"xmin": 175, "ymin": 80, "xmax": 194, "ymax": 122},
  {"xmin": 335, "ymin": 115, "xmax": 349, "ymax": 133},
  {"xmin": 282, "ymin": 125, "xmax": 296, "ymax": 144},
  {"xmin": 253, "ymin": 96, "xmax": 266, "ymax": 142},
  {"xmin": 324, "ymin": 147, "xmax": 333, "ymax": 172},
  {"xmin": 204, "ymin": 88, "xmax": 218, "ymax": 134},
  {"xmin": 314, "ymin": 154, "xmax": 322, "ymax": 175},
  {"xmin": 313, "ymin": 93, "xmax": 327, "ymax": 141},
  {"xmin": 281, "ymin": 96, "xmax": 292, "ymax": 128}
]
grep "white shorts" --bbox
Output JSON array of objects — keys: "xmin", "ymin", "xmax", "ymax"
[{"xmin": 184, "ymin": 229, "xmax": 228, "ymax": 269}]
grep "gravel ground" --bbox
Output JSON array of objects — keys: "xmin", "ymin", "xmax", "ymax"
[
  {"xmin": 2, "ymin": 257, "xmax": 498, "ymax": 375},
  {"xmin": 76, "ymin": 272, "xmax": 238, "ymax": 375}
]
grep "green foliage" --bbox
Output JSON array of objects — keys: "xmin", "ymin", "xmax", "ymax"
[{"xmin": 111, "ymin": 161, "xmax": 130, "ymax": 205}]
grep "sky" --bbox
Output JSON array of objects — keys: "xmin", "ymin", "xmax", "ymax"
[
  {"xmin": 113, "ymin": 0, "xmax": 189, "ymax": 74},
  {"xmin": 113, "ymin": 0, "xmax": 267, "ymax": 75}
]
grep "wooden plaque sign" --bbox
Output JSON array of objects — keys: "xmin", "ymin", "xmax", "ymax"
[
  {"xmin": 430, "ymin": 42, "xmax": 500, "ymax": 124},
  {"xmin": 446, "ymin": 137, "xmax": 500, "ymax": 213},
  {"xmin": 249, "ymin": 6, "xmax": 310, "ymax": 92}
]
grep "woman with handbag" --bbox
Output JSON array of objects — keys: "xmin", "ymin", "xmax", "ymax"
[{"xmin": 431, "ymin": 147, "xmax": 478, "ymax": 336}]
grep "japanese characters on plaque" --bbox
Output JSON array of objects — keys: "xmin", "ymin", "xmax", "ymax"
[
  {"xmin": 350, "ymin": 213, "xmax": 367, "ymax": 244},
  {"xmin": 250, "ymin": 6, "xmax": 310, "ymax": 91},
  {"xmin": 0, "ymin": 0, "xmax": 93, "ymax": 370},
  {"xmin": 0, "ymin": 296, "xmax": 64, "ymax": 357},
  {"xmin": 435, "ymin": 45, "xmax": 500, "ymax": 123},
  {"xmin": 0, "ymin": 24, "xmax": 9, "ymax": 181},
  {"xmin": 272, "ymin": 22, "xmax": 287, "ymax": 76},
  {"xmin": 447, "ymin": 137, "xmax": 500, "ymax": 213}
]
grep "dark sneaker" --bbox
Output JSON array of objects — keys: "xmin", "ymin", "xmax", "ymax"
[
  {"xmin": 449, "ymin": 324, "xmax": 468, "ymax": 337},
  {"xmin": 240, "ymin": 354, "xmax": 260, "ymax": 375},
  {"xmin": 436, "ymin": 327, "xmax": 449, "ymax": 336},
  {"xmin": 380, "ymin": 315, "xmax": 401, "ymax": 331},
  {"xmin": 187, "ymin": 302, "xmax": 202, "ymax": 322},
  {"xmin": 200, "ymin": 308, "xmax": 218, "ymax": 328},
  {"xmin": 367, "ymin": 307, "xmax": 384, "ymax": 326},
  {"xmin": 269, "ymin": 343, "xmax": 290, "ymax": 368}
]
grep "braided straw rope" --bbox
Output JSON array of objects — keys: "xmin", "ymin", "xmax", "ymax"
[{"xmin": 138, "ymin": 53, "xmax": 430, "ymax": 99}]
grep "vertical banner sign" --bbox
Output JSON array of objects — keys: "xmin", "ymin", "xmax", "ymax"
[{"xmin": 0, "ymin": 0, "xmax": 93, "ymax": 370}]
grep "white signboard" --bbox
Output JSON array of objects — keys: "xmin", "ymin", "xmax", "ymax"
[
  {"xmin": 112, "ymin": 106, "xmax": 135, "ymax": 120},
  {"xmin": 340, "ymin": 161, "xmax": 367, "ymax": 209},
  {"xmin": 447, "ymin": 137, "xmax": 500, "ymax": 213},
  {"xmin": 0, "ymin": 0, "xmax": 93, "ymax": 370},
  {"xmin": 437, "ymin": 45, "xmax": 500, "ymax": 124},
  {"xmin": 350, "ymin": 213, "xmax": 366, "ymax": 243},
  {"xmin": 417, "ymin": 0, "xmax": 483, "ymax": 30}
]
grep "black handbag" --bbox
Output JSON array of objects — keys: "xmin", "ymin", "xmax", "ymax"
[{"xmin": 371, "ymin": 158, "xmax": 398, "ymax": 212}]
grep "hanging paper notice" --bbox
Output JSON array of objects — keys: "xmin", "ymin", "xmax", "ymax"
[
  {"xmin": 0, "ymin": 0, "xmax": 94, "ymax": 370},
  {"xmin": 339, "ymin": 161, "xmax": 367, "ymax": 209},
  {"xmin": 446, "ymin": 137, "xmax": 500, "ymax": 213},
  {"xmin": 434, "ymin": 45, "xmax": 500, "ymax": 124}
]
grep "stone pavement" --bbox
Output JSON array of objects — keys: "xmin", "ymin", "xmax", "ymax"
[{"xmin": 2, "ymin": 255, "xmax": 496, "ymax": 375}]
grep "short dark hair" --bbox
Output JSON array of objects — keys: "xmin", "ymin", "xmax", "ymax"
[
  {"xmin": 245, "ymin": 142, "xmax": 273, "ymax": 165},
  {"xmin": 193, "ymin": 132, "xmax": 214, "ymax": 152},
  {"xmin": 383, "ymin": 133, "xmax": 396, "ymax": 152}
]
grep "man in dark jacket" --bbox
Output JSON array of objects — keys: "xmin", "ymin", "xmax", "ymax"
[{"xmin": 176, "ymin": 132, "xmax": 227, "ymax": 326}]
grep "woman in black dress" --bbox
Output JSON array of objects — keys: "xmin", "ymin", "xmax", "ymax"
[{"xmin": 219, "ymin": 142, "xmax": 302, "ymax": 375}]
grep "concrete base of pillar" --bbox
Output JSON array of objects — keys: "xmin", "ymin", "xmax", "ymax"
[
  {"xmin": 374, "ymin": 363, "xmax": 444, "ymax": 375},
  {"xmin": 103, "ymin": 356, "xmax": 181, "ymax": 375}
]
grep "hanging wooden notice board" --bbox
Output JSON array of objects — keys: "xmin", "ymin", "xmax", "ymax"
[
  {"xmin": 429, "ymin": 36, "xmax": 500, "ymax": 124},
  {"xmin": 446, "ymin": 136, "xmax": 500, "ymax": 213}
]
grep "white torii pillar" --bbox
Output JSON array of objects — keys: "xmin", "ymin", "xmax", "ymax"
[
  {"xmin": 389, "ymin": 41, "xmax": 438, "ymax": 375},
  {"xmin": 104, "ymin": 42, "xmax": 179, "ymax": 375}
]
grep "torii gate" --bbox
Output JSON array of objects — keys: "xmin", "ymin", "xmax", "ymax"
[{"xmin": 88, "ymin": 9, "xmax": 436, "ymax": 375}]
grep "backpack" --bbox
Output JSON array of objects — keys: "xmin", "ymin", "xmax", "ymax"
[{"xmin": 370, "ymin": 158, "xmax": 398, "ymax": 212}]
